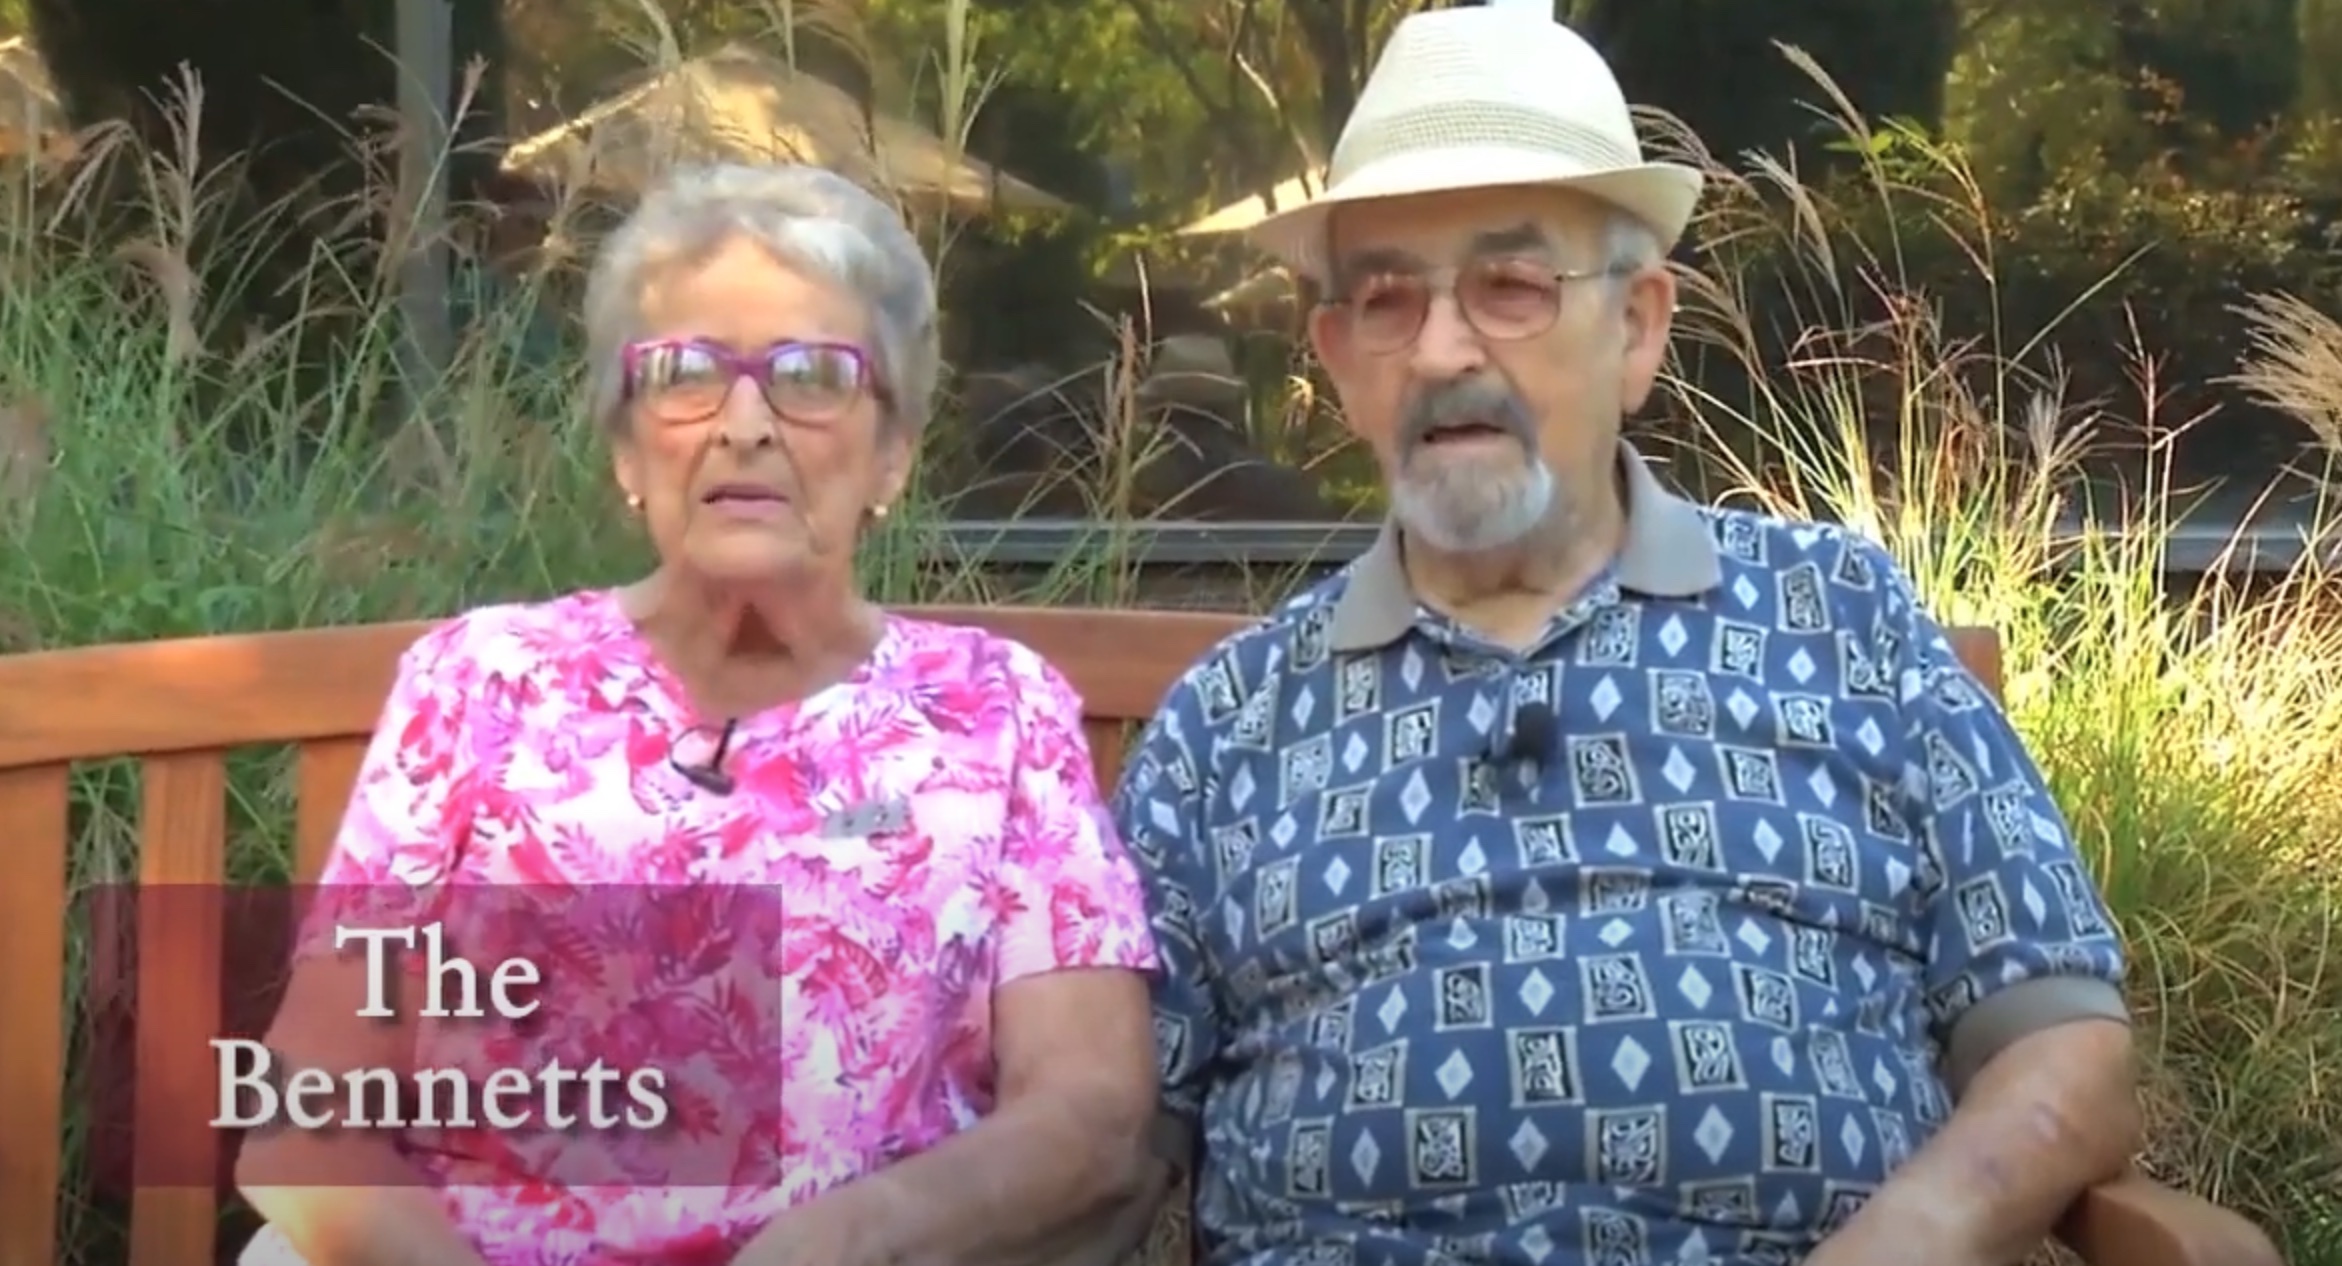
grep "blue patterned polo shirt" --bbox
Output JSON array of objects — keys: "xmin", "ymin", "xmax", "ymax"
[{"xmin": 1110, "ymin": 446, "xmax": 2129, "ymax": 1266}]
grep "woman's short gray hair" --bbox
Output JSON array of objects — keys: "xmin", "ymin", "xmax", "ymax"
[{"xmin": 581, "ymin": 162, "xmax": 941, "ymax": 439}]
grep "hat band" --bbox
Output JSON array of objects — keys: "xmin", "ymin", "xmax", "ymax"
[{"xmin": 1330, "ymin": 98, "xmax": 1643, "ymax": 183}]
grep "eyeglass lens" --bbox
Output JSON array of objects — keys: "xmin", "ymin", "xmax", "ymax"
[
  {"xmin": 628, "ymin": 340, "xmax": 872, "ymax": 422},
  {"xmin": 1347, "ymin": 257, "xmax": 1569, "ymax": 349}
]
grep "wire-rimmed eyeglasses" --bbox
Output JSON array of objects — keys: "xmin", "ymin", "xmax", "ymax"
[{"xmin": 1321, "ymin": 257, "xmax": 1642, "ymax": 353}]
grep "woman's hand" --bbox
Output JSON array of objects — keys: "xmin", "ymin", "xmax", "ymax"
[
  {"xmin": 730, "ymin": 1181, "xmax": 903, "ymax": 1266},
  {"xmin": 238, "ymin": 944, "xmax": 496, "ymax": 1266}
]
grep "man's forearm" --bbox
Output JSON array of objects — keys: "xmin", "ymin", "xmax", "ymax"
[
  {"xmin": 1821, "ymin": 1018, "xmax": 2140, "ymax": 1264},
  {"xmin": 789, "ymin": 1087, "xmax": 1155, "ymax": 1266}
]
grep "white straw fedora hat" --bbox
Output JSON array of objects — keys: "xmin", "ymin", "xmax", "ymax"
[{"xmin": 1249, "ymin": 0, "xmax": 1704, "ymax": 282}]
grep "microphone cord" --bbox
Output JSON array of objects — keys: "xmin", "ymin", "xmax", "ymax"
[{"xmin": 670, "ymin": 717, "xmax": 741, "ymax": 795}]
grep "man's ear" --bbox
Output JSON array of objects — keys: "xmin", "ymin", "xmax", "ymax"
[
  {"xmin": 1617, "ymin": 267, "xmax": 1677, "ymax": 413},
  {"xmin": 1307, "ymin": 299, "xmax": 1350, "ymax": 379}
]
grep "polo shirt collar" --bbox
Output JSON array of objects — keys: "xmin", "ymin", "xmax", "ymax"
[{"xmin": 1328, "ymin": 442, "xmax": 1723, "ymax": 653}]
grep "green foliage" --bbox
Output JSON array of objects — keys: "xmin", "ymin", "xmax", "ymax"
[
  {"xmin": 1733, "ymin": 101, "xmax": 2340, "ymax": 495},
  {"xmin": 1668, "ymin": 56, "xmax": 2342, "ymax": 1260},
  {"xmin": 9, "ymin": 3, "xmax": 2342, "ymax": 1262},
  {"xmin": 11, "ymin": 93, "xmax": 2341, "ymax": 1263}
]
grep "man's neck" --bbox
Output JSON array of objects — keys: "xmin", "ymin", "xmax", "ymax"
[{"xmin": 1403, "ymin": 478, "xmax": 1628, "ymax": 651}]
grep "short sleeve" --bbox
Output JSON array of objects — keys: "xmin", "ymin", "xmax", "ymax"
[
  {"xmin": 993, "ymin": 647, "xmax": 1161, "ymax": 985},
  {"xmin": 1878, "ymin": 561, "xmax": 2130, "ymax": 1094},
  {"xmin": 1109, "ymin": 683, "xmax": 1224, "ymax": 1121},
  {"xmin": 294, "ymin": 621, "xmax": 483, "ymax": 962}
]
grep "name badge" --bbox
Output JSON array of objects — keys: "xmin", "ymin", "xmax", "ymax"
[{"xmin": 819, "ymin": 797, "xmax": 910, "ymax": 837}]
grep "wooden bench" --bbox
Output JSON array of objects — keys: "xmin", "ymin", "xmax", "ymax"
[{"xmin": 0, "ymin": 609, "xmax": 2284, "ymax": 1266}]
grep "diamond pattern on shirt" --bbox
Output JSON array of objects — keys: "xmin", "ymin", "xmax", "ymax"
[{"xmin": 1114, "ymin": 508, "xmax": 2125, "ymax": 1266}]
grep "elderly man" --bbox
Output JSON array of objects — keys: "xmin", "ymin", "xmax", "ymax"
[{"xmin": 1108, "ymin": 4, "xmax": 2140, "ymax": 1266}]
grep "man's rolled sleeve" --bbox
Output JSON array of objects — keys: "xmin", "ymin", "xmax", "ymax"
[
  {"xmin": 1108, "ymin": 686, "xmax": 1225, "ymax": 1129},
  {"xmin": 1884, "ymin": 569, "xmax": 2131, "ymax": 1097}
]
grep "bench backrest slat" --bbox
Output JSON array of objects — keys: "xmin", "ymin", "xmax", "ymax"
[
  {"xmin": 0, "ymin": 607, "xmax": 1251, "ymax": 767},
  {"xmin": 0, "ymin": 608, "xmax": 2005, "ymax": 1266},
  {"xmin": 0, "ymin": 762, "xmax": 70, "ymax": 1266},
  {"xmin": 293, "ymin": 738, "xmax": 373, "ymax": 880},
  {"xmin": 133, "ymin": 752, "xmax": 230, "ymax": 1265}
]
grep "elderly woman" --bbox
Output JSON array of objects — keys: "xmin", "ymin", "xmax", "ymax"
[{"xmin": 234, "ymin": 163, "xmax": 1162, "ymax": 1266}]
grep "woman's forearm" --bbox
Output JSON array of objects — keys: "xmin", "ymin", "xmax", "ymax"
[
  {"xmin": 762, "ymin": 1089, "xmax": 1153, "ymax": 1266},
  {"xmin": 238, "ymin": 1135, "xmax": 491, "ymax": 1266}
]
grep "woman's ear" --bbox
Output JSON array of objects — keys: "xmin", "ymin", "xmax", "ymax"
[
  {"xmin": 873, "ymin": 428, "xmax": 915, "ymax": 512},
  {"xmin": 611, "ymin": 440, "xmax": 644, "ymax": 510}
]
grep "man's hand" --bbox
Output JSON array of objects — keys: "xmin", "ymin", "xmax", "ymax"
[{"xmin": 1801, "ymin": 1223, "xmax": 1998, "ymax": 1266}]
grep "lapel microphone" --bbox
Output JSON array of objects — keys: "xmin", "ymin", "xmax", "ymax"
[
  {"xmin": 1495, "ymin": 699, "xmax": 1558, "ymax": 765},
  {"xmin": 671, "ymin": 718, "xmax": 741, "ymax": 795}
]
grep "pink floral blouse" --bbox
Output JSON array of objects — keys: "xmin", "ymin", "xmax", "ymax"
[{"xmin": 240, "ymin": 590, "xmax": 1160, "ymax": 1266}]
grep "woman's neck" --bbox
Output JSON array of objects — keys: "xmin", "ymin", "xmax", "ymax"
[{"xmin": 621, "ymin": 566, "xmax": 882, "ymax": 717}]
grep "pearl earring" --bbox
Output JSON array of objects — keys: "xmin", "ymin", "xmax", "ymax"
[{"xmin": 871, "ymin": 504, "xmax": 890, "ymax": 521}]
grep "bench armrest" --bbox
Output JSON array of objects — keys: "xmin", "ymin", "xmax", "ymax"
[{"xmin": 2057, "ymin": 1172, "xmax": 2282, "ymax": 1266}]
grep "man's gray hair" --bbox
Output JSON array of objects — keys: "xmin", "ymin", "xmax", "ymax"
[
  {"xmin": 580, "ymin": 162, "xmax": 942, "ymax": 439},
  {"xmin": 1596, "ymin": 208, "xmax": 1664, "ymax": 316},
  {"xmin": 1601, "ymin": 209, "xmax": 1662, "ymax": 273}
]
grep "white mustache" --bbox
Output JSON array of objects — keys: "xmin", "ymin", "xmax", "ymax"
[{"xmin": 1401, "ymin": 386, "xmax": 1534, "ymax": 449}]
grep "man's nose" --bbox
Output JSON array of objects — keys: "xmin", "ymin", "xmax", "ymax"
[{"xmin": 1409, "ymin": 288, "xmax": 1487, "ymax": 379}]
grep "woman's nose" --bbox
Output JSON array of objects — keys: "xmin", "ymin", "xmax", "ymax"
[{"xmin": 715, "ymin": 379, "xmax": 778, "ymax": 447}]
